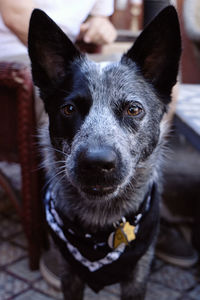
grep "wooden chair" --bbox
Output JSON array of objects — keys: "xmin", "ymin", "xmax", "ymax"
[{"xmin": 0, "ymin": 62, "xmax": 46, "ymax": 270}]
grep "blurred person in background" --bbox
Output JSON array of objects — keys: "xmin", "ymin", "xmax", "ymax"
[
  {"xmin": 0, "ymin": 0, "xmax": 117, "ymax": 59},
  {"xmin": 0, "ymin": 0, "xmax": 117, "ymax": 123}
]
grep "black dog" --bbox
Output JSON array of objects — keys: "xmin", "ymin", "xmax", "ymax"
[{"xmin": 28, "ymin": 6, "xmax": 181, "ymax": 300}]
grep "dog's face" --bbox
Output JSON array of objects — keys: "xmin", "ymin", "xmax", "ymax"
[{"xmin": 28, "ymin": 7, "xmax": 181, "ymax": 206}]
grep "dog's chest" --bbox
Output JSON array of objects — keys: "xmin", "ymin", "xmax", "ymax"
[{"xmin": 44, "ymin": 183, "xmax": 159, "ymax": 292}]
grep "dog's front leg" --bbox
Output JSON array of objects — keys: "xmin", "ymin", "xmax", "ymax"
[
  {"xmin": 120, "ymin": 244, "xmax": 155, "ymax": 300},
  {"xmin": 60, "ymin": 260, "xmax": 85, "ymax": 300}
]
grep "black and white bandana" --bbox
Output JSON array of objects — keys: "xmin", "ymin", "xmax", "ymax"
[{"xmin": 44, "ymin": 183, "xmax": 159, "ymax": 292}]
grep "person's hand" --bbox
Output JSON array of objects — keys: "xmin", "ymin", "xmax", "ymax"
[{"xmin": 78, "ymin": 16, "xmax": 117, "ymax": 45}]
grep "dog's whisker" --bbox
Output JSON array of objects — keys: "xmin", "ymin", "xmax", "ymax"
[
  {"xmin": 34, "ymin": 160, "xmax": 66, "ymax": 171},
  {"xmin": 44, "ymin": 146, "xmax": 67, "ymax": 156},
  {"xmin": 43, "ymin": 167, "xmax": 66, "ymax": 191},
  {"xmin": 53, "ymin": 173, "xmax": 68, "ymax": 197},
  {"xmin": 40, "ymin": 160, "xmax": 66, "ymax": 168}
]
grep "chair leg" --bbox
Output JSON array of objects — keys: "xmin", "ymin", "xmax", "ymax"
[
  {"xmin": 21, "ymin": 165, "xmax": 47, "ymax": 270},
  {"xmin": 0, "ymin": 62, "xmax": 47, "ymax": 270},
  {"xmin": 0, "ymin": 169, "xmax": 42, "ymax": 270},
  {"xmin": 27, "ymin": 238, "xmax": 41, "ymax": 270}
]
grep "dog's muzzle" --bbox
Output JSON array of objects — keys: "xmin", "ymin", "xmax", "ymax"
[{"xmin": 75, "ymin": 146, "xmax": 120, "ymax": 196}]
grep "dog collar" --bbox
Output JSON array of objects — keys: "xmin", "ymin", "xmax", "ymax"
[{"xmin": 44, "ymin": 183, "xmax": 154, "ymax": 273}]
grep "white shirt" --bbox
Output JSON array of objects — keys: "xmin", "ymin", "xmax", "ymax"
[{"xmin": 0, "ymin": 0, "xmax": 114, "ymax": 58}]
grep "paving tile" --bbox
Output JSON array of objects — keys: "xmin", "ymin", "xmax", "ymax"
[
  {"xmin": 85, "ymin": 287, "xmax": 119, "ymax": 300},
  {"xmin": 180, "ymin": 296, "xmax": 196, "ymax": 300},
  {"xmin": 0, "ymin": 271, "xmax": 28, "ymax": 299},
  {"xmin": 7, "ymin": 258, "xmax": 41, "ymax": 282},
  {"xmin": 0, "ymin": 195, "xmax": 13, "ymax": 213},
  {"xmin": 0, "ymin": 241, "xmax": 26, "ymax": 267},
  {"xmin": 150, "ymin": 265, "xmax": 197, "ymax": 291},
  {"xmin": 35, "ymin": 279, "xmax": 120, "ymax": 299},
  {"xmin": 146, "ymin": 281, "xmax": 181, "ymax": 300},
  {"xmin": 151, "ymin": 257, "xmax": 165, "ymax": 272},
  {"xmin": 0, "ymin": 217, "xmax": 22, "ymax": 239},
  {"xmin": 187, "ymin": 285, "xmax": 200, "ymax": 299},
  {"xmin": 0, "ymin": 152, "xmax": 199, "ymax": 300},
  {"xmin": 14, "ymin": 290, "xmax": 55, "ymax": 300},
  {"xmin": 0, "ymin": 162, "xmax": 21, "ymax": 191},
  {"xmin": 34, "ymin": 279, "xmax": 63, "ymax": 299},
  {"xmin": 11, "ymin": 232, "xmax": 28, "ymax": 248},
  {"xmin": 104, "ymin": 284, "xmax": 120, "ymax": 296}
]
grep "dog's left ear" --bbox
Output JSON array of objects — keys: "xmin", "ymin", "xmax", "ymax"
[
  {"xmin": 122, "ymin": 6, "xmax": 181, "ymax": 103},
  {"xmin": 28, "ymin": 9, "xmax": 82, "ymax": 96}
]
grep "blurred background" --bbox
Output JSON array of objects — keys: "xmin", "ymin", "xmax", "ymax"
[{"xmin": 0, "ymin": 0, "xmax": 200, "ymax": 299}]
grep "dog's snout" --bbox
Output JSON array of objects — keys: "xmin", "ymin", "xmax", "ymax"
[{"xmin": 79, "ymin": 147, "xmax": 117, "ymax": 173}]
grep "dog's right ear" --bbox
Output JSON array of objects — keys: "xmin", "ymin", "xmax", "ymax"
[{"xmin": 28, "ymin": 9, "xmax": 82, "ymax": 96}]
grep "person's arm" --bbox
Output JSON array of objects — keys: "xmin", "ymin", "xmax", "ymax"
[
  {"xmin": 90, "ymin": 0, "xmax": 114, "ymax": 17},
  {"xmin": 79, "ymin": 16, "xmax": 117, "ymax": 45},
  {"xmin": 0, "ymin": 0, "xmax": 34, "ymax": 45},
  {"xmin": 78, "ymin": 0, "xmax": 117, "ymax": 45}
]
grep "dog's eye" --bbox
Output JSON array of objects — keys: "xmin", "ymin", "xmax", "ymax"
[
  {"xmin": 127, "ymin": 105, "xmax": 142, "ymax": 117},
  {"xmin": 63, "ymin": 104, "xmax": 76, "ymax": 116}
]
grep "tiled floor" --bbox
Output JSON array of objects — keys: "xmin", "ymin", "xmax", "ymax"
[
  {"xmin": 0, "ymin": 187, "xmax": 200, "ymax": 299},
  {"xmin": 0, "ymin": 140, "xmax": 200, "ymax": 300}
]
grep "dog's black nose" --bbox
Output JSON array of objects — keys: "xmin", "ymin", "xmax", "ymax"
[{"xmin": 79, "ymin": 147, "xmax": 117, "ymax": 173}]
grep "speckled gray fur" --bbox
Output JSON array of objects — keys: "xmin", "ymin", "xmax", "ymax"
[
  {"xmin": 29, "ymin": 6, "xmax": 181, "ymax": 300},
  {"xmin": 40, "ymin": 57, "xmax": 166, "ymax": 227}
]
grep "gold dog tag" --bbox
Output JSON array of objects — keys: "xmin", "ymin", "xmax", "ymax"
[
  {"xmin": 108, "ymin": 221, "xmax": 136, "ymax": 249},
  {"xmin": 123, "ymin": 222, "xmax": 136, "ymax": 242}
]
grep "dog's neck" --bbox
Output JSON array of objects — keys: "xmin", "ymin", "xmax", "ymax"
[
  {"xmin": 45, "ymin": 182, "xmax": 155, "ymax": 242},
  {"xmin": 51, "ymin": 162, "xmax": 157, "ymax": 229}
]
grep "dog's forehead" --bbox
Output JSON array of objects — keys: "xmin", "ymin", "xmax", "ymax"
[
  {"xmin": 96, "ymin": 61, "xmax": 114, "ymax": 73},
  {"xmin": 79, "ymin": 59, "xmax": 119, "ymax": 78},
  {"xmin": 79, "ymin": 58, "xmax": 136, "ymax": 92},
  {"xmin": 77, "ymin": 58, "xmax": 157, "ymax": 107}
]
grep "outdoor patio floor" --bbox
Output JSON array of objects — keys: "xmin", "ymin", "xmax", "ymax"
[{"xmin": 0, "ymin": 133, "xmax": 200, "ymax": 300}]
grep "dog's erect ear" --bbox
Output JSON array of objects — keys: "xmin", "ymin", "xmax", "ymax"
[
  {"xmin": 28, "ymin": 9, "xmax": 81, "ymax": 95},
  {"xmin": 122, "ymin": 6, "xmax": 181, "ymax": 102}
]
